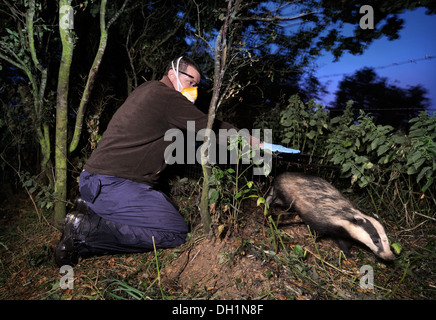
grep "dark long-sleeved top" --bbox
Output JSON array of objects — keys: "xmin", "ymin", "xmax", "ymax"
[{"xmin": 84, "ymin": 76, "xmax": 235, "ymax": 187}]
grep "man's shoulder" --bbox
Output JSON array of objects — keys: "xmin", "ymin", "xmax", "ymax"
[
  {"xmin": 134, "ymin": 80, "xmax": 164, "ymax": 91},
  {"xmin": 131, "ymin": 80, "xmax": 175, "ymax": 97}
]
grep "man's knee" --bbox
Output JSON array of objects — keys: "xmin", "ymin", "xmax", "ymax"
[{"xmin": 150, "ymin": 231, "xmax": 187, "ymax": 249}]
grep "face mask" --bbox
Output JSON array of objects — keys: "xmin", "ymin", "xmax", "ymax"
[
  {"xmin": 172, "ymin": 57, "xmax": 198, "ymax": 103},
  {"xmin": 181, "ymin": 87, "xmax": 198, "ymax": 103}
]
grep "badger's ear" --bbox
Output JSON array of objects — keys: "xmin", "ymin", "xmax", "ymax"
[{"xmin": 353, "ymin": 215, "xmax": 366, "ymax": 225}]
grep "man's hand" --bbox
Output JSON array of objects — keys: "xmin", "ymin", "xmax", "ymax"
[{"xmin": 261, "ymin": 142, "xmax": 300, "ymax": 154}]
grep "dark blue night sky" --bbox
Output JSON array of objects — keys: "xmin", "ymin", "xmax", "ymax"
[{"xmin": 314, "ymin": 7, "xmax": 436, "ymax": 114}]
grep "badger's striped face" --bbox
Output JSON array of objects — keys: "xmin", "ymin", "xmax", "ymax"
[{"xmin": 348, "ymin": 213, "xmax": 395, "ymax": 261}]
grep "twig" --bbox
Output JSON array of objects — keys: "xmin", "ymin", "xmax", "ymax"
[
  {"xmin": 190, "ymin": 249, "xmax": 202, "ymax": 263},
  {"xmin": 413, "ymin": 211, "xmax": 436, "ymax": 222},
  {"xmin": 152, "ymin": 236, "xmax": 165, "ymax": 300},
  {"xmin": 397, "ymin": 219, "xmax": 430, "ymax": 234},
  {"xmin": 302, "ymin": 246, "xmax": 355, "ymax": 276}
]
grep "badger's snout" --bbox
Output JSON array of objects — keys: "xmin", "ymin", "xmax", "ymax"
[{"xmin": 379, "ymin": 249, "xmax": 396, "ymax": 261}]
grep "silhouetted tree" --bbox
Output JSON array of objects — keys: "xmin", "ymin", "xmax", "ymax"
[{"xmin": 333, "ymin": 67, "xmax": 430, "ymax": 129}]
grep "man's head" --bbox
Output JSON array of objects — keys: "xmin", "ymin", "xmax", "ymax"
[{"xmin": 165, "ymin": 56, "xmax": 201, "ymax": 93}]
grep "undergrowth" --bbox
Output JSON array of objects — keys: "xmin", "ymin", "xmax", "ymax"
[{"xmin": 0, "ymin": 186, "xmax": 435, "ymax": 300}]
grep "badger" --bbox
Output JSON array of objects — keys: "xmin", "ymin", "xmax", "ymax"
[{"xmin": 266, "ymin": 172, "xmax": 395, "ymax": 261}]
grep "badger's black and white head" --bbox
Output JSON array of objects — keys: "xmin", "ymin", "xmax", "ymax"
[{"xmin": 340, "ymin": 210, "xmax": 395, "ymax": 261}]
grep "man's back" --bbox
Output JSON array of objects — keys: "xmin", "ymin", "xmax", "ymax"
[{"xmin": 84, "ymin": 78, "xmax": 234, "ymax": 186}]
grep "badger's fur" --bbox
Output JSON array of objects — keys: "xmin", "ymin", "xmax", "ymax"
[{"xmin": 266, "ymin": 172, "xmax": 395, "ymax": 261}]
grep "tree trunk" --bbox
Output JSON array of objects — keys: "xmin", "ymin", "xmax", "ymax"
[
  {"xmin": 198, "ymin": 0, "xmax": 234, "ymax": 234},
  {"xmin": 54, "ymin": 0, "xmax": 74, "ymax": 227}
]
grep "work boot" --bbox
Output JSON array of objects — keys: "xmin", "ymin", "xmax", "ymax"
[
  {"xmin": 54, "ymin": 211, "xmax": 86, "ymax": 267},
  {"xmin": 73, "ymin": 197, "xmax": 90, "ymax": 214}
]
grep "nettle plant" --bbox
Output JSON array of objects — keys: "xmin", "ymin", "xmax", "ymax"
[
  {"xmin": 275, "ymin": 95, "xmax": 435, "ymax": 194},
  {"xmin": 279, "ymin": 94, "xmax": 330, "ymax": 157},
  {"xmin": 405, "ymin": 112, "xmax": 436, "ymax": 192},
  {"xmin": 327, "ymin": 110, "xmax": 435, "ymax": 192},
  {"xmin": 327, "ymin": 109, "xmax": 395, "ymax": 188}
]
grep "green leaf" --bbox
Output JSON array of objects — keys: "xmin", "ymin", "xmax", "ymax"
[
  {"xmin": 409, "ymin": 128, "xmax": 426, "ymax": 138},
  {"xmin": 391, "ymin": 243, "xmax": 402, "ymax": 255},
  {"xmin": 342, "ymin": 162, "xmax": 353, "ymax": 173},
  {"xmin": 413, "ymin": 157, "xmax": 426, "ymax": 171},
  {"xmin": 407, "ymin": 151, "xmax": 422, "ymax": 166},
  {"xmin": 422, "ymin": 176, "xmax": 434, "ymax": 193},
  {"xmin": 306, "ymin": 130, "xmax": 316, "ymax": 140},
  {"xmin": 293, "ymin": 245, "xmax": 304, "ymax": 257},
  {"xmin": 342, "ymin": 140, "xmax": 352, "ymax": 148},
  {"xmin": 370, "ymin": 137, "xmax": 380, "ymax": 151},
  {"xmin": 28, "ymin": 186, "xmax": 37, "ymax": 194},
  {"xmin": 365, "ymin": 162, "xmax": 374, "ymax": 169},
  {"xmin": 358, "ymin": 175, "xmax": 371, "ymax": 188},
  {"xmin": 391, "ymin": 134, "xmax": 406, "ymax": 144},
  {"xmin": 377, "ymin": 144, "xmax": 390, "ymax": 157},
  {"xmin": 256, "ymin": 197, "xmax": 266, "ymax": 206},
  {"xmin": 5, "ymin": 28, "xmax": 18, "ymax": 37},
  {"xmin": 256, "ymin": 197, "xmax": 269, "ymax": 215},
  {"xmin": 407, "ymin": 166, "xmax": 418, "ymax": 175},
  {"xmin": 208, "ymin": 188, "xmax": 219, "ymax": 204},
  {"xmin": 355, "ymin": 138, "xmax": 361, "ymax": 149},
  {"xmin": 23, "ymin": 179, "xmax": 33, "ymax": 187},
  {"xmin": 355, "ymin": 156, "xmax": 369, "ymax": 164}
]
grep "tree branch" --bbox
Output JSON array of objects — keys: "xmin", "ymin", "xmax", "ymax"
[
  {"xmin": 107, "ymin": 0, "xmax": 129, "ymax": 29},
  {"xmin": 27, "ymin": 0, "xmax": 42, "ymax": 71},
  {"xmin": 236, "ymin": 11, "xmax": 317, "ymax": 23},
  {"xmin": 69, "ymin": 0, "xmax": 128, "ymax": 153}
]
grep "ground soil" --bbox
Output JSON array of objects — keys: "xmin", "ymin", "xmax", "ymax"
[{"xmin": 1, "ymin": 192, "xmax": 435, "ymax": 300}]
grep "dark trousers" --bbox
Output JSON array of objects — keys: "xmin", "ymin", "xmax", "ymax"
[{"xmin": 76, "ymin": 171, "xmax": 188, "ymax": 256}]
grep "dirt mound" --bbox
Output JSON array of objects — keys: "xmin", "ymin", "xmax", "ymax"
[
  {"xmin": 162, "ymin": 234, "xmax": 303, "ymax": 299},
  {"xmin": 162, "ymin": 212, "xmax": 335, "ymax": 300}
]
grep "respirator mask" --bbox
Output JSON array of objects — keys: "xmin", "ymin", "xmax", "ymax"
[{"xmin": 172, "ymin": 57, "xmax": 198, "ymax": 103}]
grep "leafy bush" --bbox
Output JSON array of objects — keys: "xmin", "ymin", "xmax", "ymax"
[
  {"xmin": 405, "ymin": 112, "xmax": 436, "ymax": 192},
  {"xmin": 273, "ymin": 95, "xmax": 435, "ymax": 196},
  {"xmin": 326, "ymin": 108, "xmax": 396, "ymax": 188},
  {"xmin": 279, "ymin": 94, "xmax": 330, "ymax": 156},
  {"xmin": 327, "ymin": 109, "xmax": 435, "ymax": 193}
]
